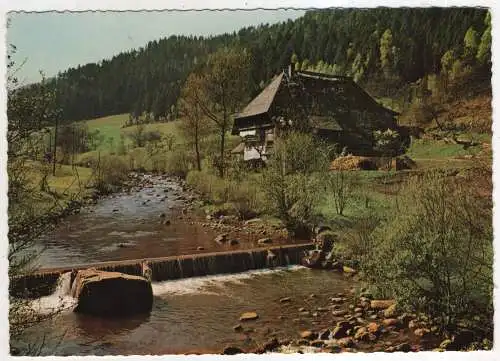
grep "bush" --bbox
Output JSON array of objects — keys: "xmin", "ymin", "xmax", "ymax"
[
  {"xmin": 186, "ymin": 170, "xmax": 263, "ymax": 218},
  {"xmin": 362, "ymin": 171, "xmax": 492, "ymax": 330},
  {"xmin": 92, "ymin": 154, "xmax": 130, "ymax": 193},
  {"xmin": 164, "ymin": 149, "xmax": 191, "ymax": 178},
  {"xmin": 260, "ymin": 132, "xmax": 330, "ymax": 236}
]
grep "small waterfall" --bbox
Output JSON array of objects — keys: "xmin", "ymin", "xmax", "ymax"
[
  {"xmin": 31, "ymin": 272, "xmax": 77, "ymax": 315},
  {"xmin": 177, "ymin": 259, "xmax": 184, "ymax": 278},
  {"xmin": 12, "ymin": 243, "xmax": 315, "ymax": 297},
  {"xmin": 152, "ymin": 266, "xmax": 302, "ymax": 296},
  {"xmin": 249, "ymin": 251, "xmax": 256, "ymax": 269}
]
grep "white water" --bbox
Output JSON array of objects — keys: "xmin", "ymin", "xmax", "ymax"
[
  {"xmin": 151, "ymin": 265, "xmax": 305, "ymax": 296},
  {"xmin": 29, "ymin": 266, "xmax": 307, "ymax": 314},
  {"xmin": 31, "ymin": 272, "xmax": 78, "ymax": 315}
]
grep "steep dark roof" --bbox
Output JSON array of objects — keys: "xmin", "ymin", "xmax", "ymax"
[
  {"xmin": 233, "ymin": 69, "xmax": 399, "ymax": 135},
  {"xmin": 235, "ymin": 72, "xmax": 284, "ymax": 120}
]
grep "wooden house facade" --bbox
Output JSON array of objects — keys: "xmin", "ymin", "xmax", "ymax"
[{"xmin": 231, "ymin": 67, "xmax": 401, "ymax": 162}]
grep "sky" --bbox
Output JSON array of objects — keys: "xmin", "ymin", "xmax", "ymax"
[{"xmin": 7, "ymin": 10, "xmax": 305, "ymax": 84}]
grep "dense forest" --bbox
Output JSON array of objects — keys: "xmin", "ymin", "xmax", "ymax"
[{"xmin": 12, "ymin": 8, "xmax": 491, "ymax": 123}]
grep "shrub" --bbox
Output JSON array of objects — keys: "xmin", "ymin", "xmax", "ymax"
[
  {"xmin": 229, "ymin": 180, "xmax": 262, "ymax": 219},
  {"xmin": 260, "ymin": 132, "xmax": 330, "ymax": 236},
  {"xmin": 164, "ymin": 149, "xmax": 191, "ymax": 178},
  {"xmin": 186, "ymin": 170, "xmax": 263, "ymax": 218},
  {"xmin": 362, "ymin": 171, "xmax": 492, "ymax": 329},
  {"xmin": 373, "ymin": 129, "xmax": 405, "ymax": 157},
  {"xmin": 325, "ymin": 170, "xmax": 355, "ymax": 216},
  {"xmin": 92, "ymin": 154, "xmax": 130, "ymax": 193}
]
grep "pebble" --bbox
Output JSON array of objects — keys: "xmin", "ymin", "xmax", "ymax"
[{"xmin": 239, "ymin": 312, "xmax": 259, "ymax": 321}]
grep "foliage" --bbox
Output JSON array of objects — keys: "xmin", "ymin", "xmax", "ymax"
[
  {"xmin": 463, "ymin": 26, "xmax": 480, "ymax": 59},
  {"xmin": 186, "ymin": 47, "xmax": 251, "ymax": 177},
  {"xmin": 186, "ymin": 170, "xmax": 263, "ymax": 218},
  {"xmin": 91, "ymin": 154, "xmax": 130, "ymax": 194},
  {"xmin": 476, "ymin": 11, "xmax": 491, "ymax": 66},
  {"xmin": 8, "ymin": 43, "xmax": 82, "ymax": 355},
  {"xmin": 325, "ymin": 170, "xmax": 355, "ymax": 216},
  {"xmin": 373, "ymin": 128, "xmax": 404, "ymax": 156},
  {"xmin": 177, "ymin": 73, "xmax": 215, "ymax": 171},
  {"xmin": 362, "ymin": 172, "xmax": 493, "ymax": 328},
  {"xmin": 260, "ymin": 132, "xmax": 330, "ymax": 235}
]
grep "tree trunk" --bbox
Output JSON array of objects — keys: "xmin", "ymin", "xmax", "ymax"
[
  {"xmin": 195, "ymin": 126, "xmax": 201, "ymax": 171},
  {"xmin": 52, "ymin": 117, "xmax": 58, "ymax": 176},
  {"xmin": 219, "ymin": 126, "xmax": 225, "ymax": 178}
]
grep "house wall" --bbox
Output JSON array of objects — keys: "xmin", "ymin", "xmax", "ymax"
[{"xmin": 243, "ymin": 145, "xmax": 268, "ymax": 161}]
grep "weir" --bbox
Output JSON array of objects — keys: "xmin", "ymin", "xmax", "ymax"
[{"xmin": 10, "ymin": 243, "xmax": 314, "ymax": 298}]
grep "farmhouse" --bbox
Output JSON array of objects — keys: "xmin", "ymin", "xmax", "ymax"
[{"xmin": 231, "ymin": 67, "xmax": 401, "ymax": 162}]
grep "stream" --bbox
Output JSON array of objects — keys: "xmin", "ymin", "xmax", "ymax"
[
  {"xmin": 15, "ymin": 267, "xmax": 354, "ymax": 355},
  {"xmin": 15, "ymin": 173, "xmax": 360, "ymax": 355},
  {"xmin": 33, "ymin": 173, "xmax": 300, "ymax": 269}
]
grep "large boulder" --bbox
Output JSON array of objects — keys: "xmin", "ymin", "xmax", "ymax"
[{"xmin": 71, "ymin": 269, "xmax": 153, "ymax": 317}]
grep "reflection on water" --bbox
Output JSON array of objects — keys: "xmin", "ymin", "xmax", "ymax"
[{"xmin": 15, "ymin": 267, "xmax": 355, "ymax": 355}]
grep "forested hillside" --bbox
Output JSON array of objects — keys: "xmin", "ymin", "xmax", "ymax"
[{"xmin": 13, "ymin": 8, "xmax": 491, "ymax": 123}]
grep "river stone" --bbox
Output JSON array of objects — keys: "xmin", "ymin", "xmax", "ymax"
[
  {"xmin": 383, "ymin": 303, "xmax": 398, "ymax": 318},
  {"xmin": 332, "ymin": 310, "xmax": 348, "ymax": 317},
  {"xmin": 229, "ymin": 239, "xmax": 239, "ymax": 246},
  {"xmin": 71, "ymin": 269, "xmax": 153, "ymax": 317},
  {"xmin": 222, "ymin": 346, "xmax": 244, "ymax": 355},
  {"xmin": 239, "ymin": 312, "xmax": 259, "ymax": 321},
  {"xmin": 330, "ymin": 297, "xmax": 344, "ymax": 304},
  {"xmin": 367, "ymin": 322, "xmax": 380, "ymax": 335},
  {"xmin": 257, "ymin": 237, "xmax": 272, "ymax": 245},
  {"xmin": 233, "ymin": 324, "xmax": 243, "ymax": 332},
  {"xmin": 214, "ymin": 234, "xmax": 228, "ymax": 244},
  {"xmin": 382, "ymin": 318, "xmax": 401, "ymax": 328},
  {"xmin": 300, "ymin": 330, "xmax": 317, "ymax": 340},
  {"xmin": 370, "ymin": 299, "xmax": 395, "ymax": 310},
  {"xmin": 279, "ymin": 297, "xmax": 291, "ymax": 303},
  {"xmin": 337, "ymin": 337, "xmax": 354, "ymax": 348},
  {"xmin": 197, "ymin": 246, "xmax": 204, "ymax": 251}
]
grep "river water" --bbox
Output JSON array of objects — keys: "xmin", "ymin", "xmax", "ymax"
[
  {"xmin": 33, "ymin": 174, "xmax": 297, "ymax": 269},
  {"xmin": 16, "ymin": 267, "xmax": 354, "ymax": 355},
  {"xmin": 17, "ymin": 174, "xmax": 358, "ymax": 355}
]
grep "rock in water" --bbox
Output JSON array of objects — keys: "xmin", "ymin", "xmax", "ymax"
[
  {"xmin": 71, "ymin": 269, "xmax": 153, "ymax": 317},
  {"xmin": 239, "ymin": 311, "xmax": 259, "ymax": 321}
]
